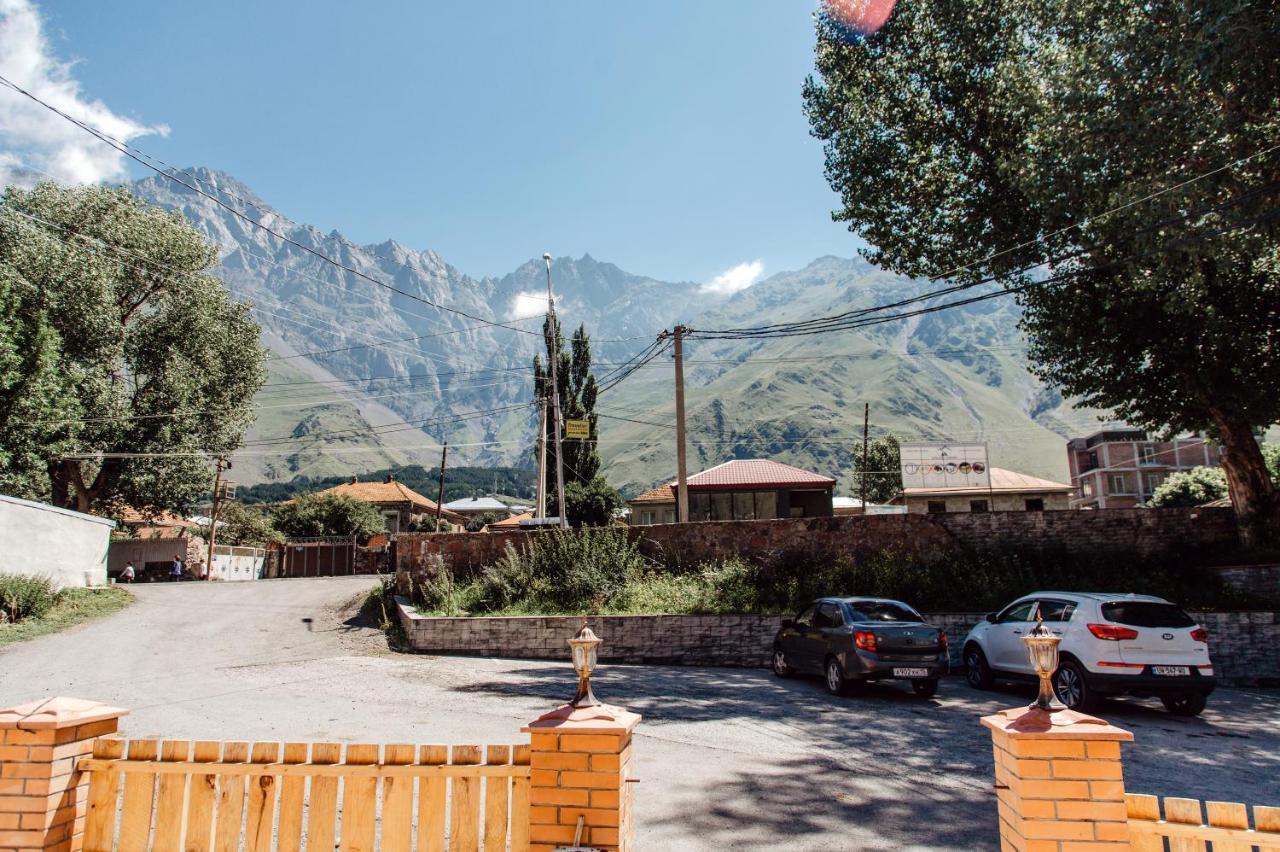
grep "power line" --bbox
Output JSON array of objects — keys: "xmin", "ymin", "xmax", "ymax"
[{"xmin": 0, "ymin": 72, "xmax": 536, "ymax": 337}]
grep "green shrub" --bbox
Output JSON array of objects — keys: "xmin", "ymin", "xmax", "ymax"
[{"xmin": 0, "ymin": 574, "xmax": 61, "ymax": 623}]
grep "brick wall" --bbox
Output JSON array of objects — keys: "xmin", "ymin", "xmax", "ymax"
[
  {"xmin": 394, "ymin": 600, "xmax": 1278, "ymax": 684},
  {"xmin": 392, "ymin": 508, "xmax": 1240, "ymax": 581}
]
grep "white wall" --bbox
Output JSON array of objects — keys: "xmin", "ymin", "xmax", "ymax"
[{"xmin": 0, "ymin": 494, "xmax": 115, "ymax": 588}]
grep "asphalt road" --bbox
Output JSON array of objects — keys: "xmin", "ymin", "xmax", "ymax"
[{"xmin": 3, "ymin": 577, "xmax": 1277, "ymax": 850}]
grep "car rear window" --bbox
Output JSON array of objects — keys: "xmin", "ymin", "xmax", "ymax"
[
  {"xmin": 846, "ymin": 602, "xmax": 922, "ymax": 622},
  {"xmin": 1101, "ymin": 602, "xmax": 1195, "ymax": 628}
]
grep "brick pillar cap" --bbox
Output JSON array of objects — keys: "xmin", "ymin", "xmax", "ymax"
[
  {"xmin": 0, "ymin": 697, "xmax": 129, "ymax": 731},
  {"xmin": 523, "ymin": 702, "xmax": 642, "ymax": 734},
  {"xmin": 981, "ymin": 706, "xmax": 1133, "ymax": 741}
]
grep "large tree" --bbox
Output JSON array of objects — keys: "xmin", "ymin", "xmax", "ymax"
[
  {"xmin": 0, "ymin": 183, "xmax": 266, "ymax": 514},
  {"xmin": 533, "ymin": 319, "xmax": 601, "ymax": 492},
  {"xmin": 804, "ymin": 0, "xmax": 1280, "ymax": 544}
]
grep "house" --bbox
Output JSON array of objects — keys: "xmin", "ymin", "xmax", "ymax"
[
  {"xmin": 315, "ymin": 475, "xmax": 467, "ymax": 533},
  {"xmin": 1066, "ymin": 430, "xmax": 1221, "ymax": 509},
  {"xmin": 628, "ymin": 459, "xmax": 836, "ymax": 525},
  {"xmin": 891, "ymin": 467, "xmax": 1072, "ymax": 513},
  {"xmin": 484, "ymin": 511, "xmax": 533, "ymax": 531},
  {"xmin": 832, "ymin": 497, "xmax": 864, "ymax": 516},
  {"xmin": 107, "ymin": 505, "xmax": 207, "ymax": 581},
  {"xmin": 442, "ymin": 497, "xmax": 515, "ymax": 519},
  {"xmin": 0, "ymin": 494, "xmax": 115, "ymax": 587}
]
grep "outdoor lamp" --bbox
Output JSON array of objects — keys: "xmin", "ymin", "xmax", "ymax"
[
  {"xmin": 1023, "ymin": 613, "xmax": 1066, "ymax": 713},
  {"xmin": 568, "ymin": 621, "xmax": 602, "ymax": 708}
]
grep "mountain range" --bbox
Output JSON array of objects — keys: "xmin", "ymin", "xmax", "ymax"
[{"xmin": 131, "ymin": 167, "xmax": 1108, "ymax": 495}]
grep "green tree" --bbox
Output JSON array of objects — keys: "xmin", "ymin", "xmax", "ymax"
[
  {"xmin": 272, "ymin": 493, "xmax": 385, "ymax": 541},
  {"xmin": 0, "ymin": 183, "xmax": 266, "ymax": 514},
  {"xmin": 203, "ymin": 501, "xmax": 283, "ymax": 547},
  {"xmin": 533, "ymin": 319, "xmax": 601, "ymax": 501},
  {"xmin": 1148, "ymin": 467, "xmax": 1229, "ymax": 508},
  {"xmin": 550, "ymin": 475, "xmax": 623, "ymax": 528},
  {"xmin": 465, "ymin": 511, "xmax": 505, "ymax": 533},
  {"xmin": 803, "ymin": 1, "xmax": 1280, "ymax": 544},
  {"xmin": 851, "ymin": 435, "xmax": 902, "ymax": 504},
  {"xmin": 1264, "ymin": 444, "xmax": 1280, "ymax": 486}
]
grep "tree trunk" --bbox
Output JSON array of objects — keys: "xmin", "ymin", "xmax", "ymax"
[
  {"xmin": 1209, "ymin": 407, "xmax": 1280, "ymax": 548},
  {"xmin": 47, "ymin": 459, "xmax": 70, "ymax": 510}
]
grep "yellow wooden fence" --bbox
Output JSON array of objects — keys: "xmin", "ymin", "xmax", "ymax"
[
  {"xmin": 79, "ymin": 737, "xmax": 531, "ymax": 852},
  {"xmin": 1127, "ymin": 793, "xmax": 1280, "ymax": 851}
]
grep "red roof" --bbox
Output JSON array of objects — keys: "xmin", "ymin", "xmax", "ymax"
[{"xmin": 628, "ymin": 460, "xmax": 834, "ymax": 505}]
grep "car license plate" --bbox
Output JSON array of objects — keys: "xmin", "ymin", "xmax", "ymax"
[
  {"xmin": 893, "ymin": 667, "xmax": 929, "ymax": 678},
  {"xmin": 1152, "ymin": 665, "xmax": 1191, "ymax": 676}
]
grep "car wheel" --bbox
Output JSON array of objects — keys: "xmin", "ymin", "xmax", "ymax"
[
  {"xmin": 912, "ymin": 678, "xmax": 938, "ymax": 699},
  {"xmin": 1052, "ymin": 660, "xmax": 1099, "ymax": 713},
  {"xmin": 825, "ymin": 657, "xmax": 849, "ymax": 696},
  {"xmin": 964, "ymin": 644, "xmax": 995, "ymax": 690},
  {"xmin": 771, "ymin": 648, "xmax": 793, "ymax": 678},
  {"xmin": 1161, "ymin": 693, "xmax": 1207, "ymax": 717}
]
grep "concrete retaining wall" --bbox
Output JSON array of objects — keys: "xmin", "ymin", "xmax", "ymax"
[
  {"xmin": 393, "ymin": 508, "xmax": 1241, "ymax": 580},
  {"xmin": 395, "ymin": 599, "xmax": 1278, "ymax": 685}
]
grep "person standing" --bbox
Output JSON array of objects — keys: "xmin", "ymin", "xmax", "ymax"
[
  {"xmin": 171, "ymin": 554, "xmax": 184, "ymax": 582},
  {"xmin": 121, "ymin": 561, "xmax": 135, "ymax": 584}
]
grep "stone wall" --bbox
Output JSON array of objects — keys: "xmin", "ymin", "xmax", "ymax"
[
  {"xmin": 392, "ymin": 507, "xmax": 1241, "ymax": 581},
  {"xmin": 395, "ymin": 600, "xmax": 1277, "ymax": 685},
  {"xmin": 1214, "ymin": 564, "xmax": 1280, "ymax": 601}
]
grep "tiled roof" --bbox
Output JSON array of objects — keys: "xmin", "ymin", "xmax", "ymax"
[
  {"xmin": 628, "ymin": 460, "xmax": 835, "ymax": 505},
  {"xmin": 487, "ymin": 511, "xmax": 534, "ymax": 529},
  {"xmin": 314, "ymin": 480, "xmax": 467, "ymax": 523},
  {"xmin": 900, "ymin": 466, "xmax": 1071, "ymax": 497},
  {"xmin": 113, "ymin": 506, "xmax": 198, "ymax": 528}
]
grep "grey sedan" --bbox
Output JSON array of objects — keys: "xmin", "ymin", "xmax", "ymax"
[{"xmin": 772, "ymin": 597, "xmax": 949, "ymax": 697}]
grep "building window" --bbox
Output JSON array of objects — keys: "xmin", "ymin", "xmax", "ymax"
[
  {"xmin": 969, "ymin": 499, "xmax": 989, "ymax": 513},
  {"xmin": 1145, "ymin": 473, "xmax": 1163, "ymax": 494},
  {"xmin": 1081, "ymin": 479, "xmax": 1094, "ymax": 498},
  {"xmin": 1138, "ymin": 444, "xmax": 1158, "ymax": 466},
  {"xmin": 1108, "ymin": 474, "xmax": 1129, "ymax": 495},
  {"xmin": 754, "ymin": 491, "xmax": 777, "ymax": 520},
  {"xmin": 927, "ymin": 501, "xmax": 946, "ymax": 514},
  {"xmin": 733, "ymin": 492, "xmax": 755, "ymax": 520},
  {"xmin": 382, "ymin": 511, "xmax": 400, "ymax": 534},
  {"xmin": 712, "ymin": 493, "xmax": 732, "ymax": 521},
  {"xmin": 690, "ymin": 492, "xmax": 711, "ymax": 521},
  {"xmin": 1025, "ymin": 498, "xmax": 1045, "ymax": 512}
]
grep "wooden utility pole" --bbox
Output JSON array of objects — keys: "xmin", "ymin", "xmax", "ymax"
[
  {"xmin": 535, "ymin": 396, "xmax": 548, "ymax": 519},
  {"xmin": 674, "ymin": 324, "xmax": 689, "ymax": 524},
  {"xmin": 435, "ymin": 442, "xmax": 448, "ymax": 531},
  {"xmin": 861, "ymin": 402, "xmax": 870, "ymax": 512},
  {"xmin": 205, "ymin": 456, "xmax": 229, "ymax": 580}
]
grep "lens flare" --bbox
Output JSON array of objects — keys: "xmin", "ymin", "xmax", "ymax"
[{"xmin": 823, "ymin": 0, "xmax": 898, "ymax": 36}]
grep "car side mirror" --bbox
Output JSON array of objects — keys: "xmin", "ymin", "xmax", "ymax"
[
  {"xmin": 985, "ymin": 612, "xmax": 997, "ymax": 624},
  {"xmin": 781, "ymin": 618, "xmax": 794, "ymax": 629}
]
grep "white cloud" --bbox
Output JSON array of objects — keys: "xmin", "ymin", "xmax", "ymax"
[
  {"xmin": 0, "ymin": 0, "xmax": 167, "ymax": 188},
  {"xmin": 701, "ymin": 259, "xmax": 764, "ymax": 295},
  {"xmin": 507, "ymin": 291, "xmax": 550, "ymax": 321}
]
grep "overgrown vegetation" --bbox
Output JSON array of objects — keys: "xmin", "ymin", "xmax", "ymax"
[
  {"xmin": 363, "ymin": 574, "xmax": 407, "ymax": 649},
  {"xmin": 0, "ymin": 581, "xmax": 131, "ymax": 647},
  {"xmin": 1149, "ymin": 467, "xmax": 1229, "ymax": 508},
  {"xmin": 412, "ymin": 532, "xmax": 1274, "ymax": 617},
  {"xmin": 272, "ymin": 493, "xmax": 386, "ymax": 541},
  {"xmin": 0, "ymin": 573, "xmax": 59, "ymax": 623}
]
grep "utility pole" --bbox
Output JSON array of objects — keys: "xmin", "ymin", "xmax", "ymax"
[
  {"xmin": 535, "ymin": 395, "xmax": 548, "ymax": 519},
  {"xmin": 544, "ymin": 253, "xmax": 568, "ymax": 530},
  {"xmin": 205, "ymin": 456, "xmax": 229, "ymax": 580},
  {"xmin": 674, "ymin": 324, "xmax": 689, "ymax": 524},
  {"xmin": 435, "ymin": 442, "xmax": 448, "ymax": 531},
  {"xmin": 861, "ymin": 403, "xmax": 870, "ymax": 513}
]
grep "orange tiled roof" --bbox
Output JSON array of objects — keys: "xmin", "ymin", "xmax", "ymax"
[
  {"xmin": 113, "ymin": 506, "xmax": 198, "ymax": 528},
  {"xmin": 486, "ymin": 511, "xmax": 534, "ymax": 529},
  {"xmin": 629, "ymin": 484, "xmax": 675, "ymax": 505},
  {"xmin": 899, "ymin": 466, "xmax": 1071, "ymax": 497},
  {"xmin": 314, "ymin": 479, "xmax": 468, "ymax": 524}
]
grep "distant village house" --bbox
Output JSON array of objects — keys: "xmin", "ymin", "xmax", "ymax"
[
  {"xmin": 628, "ymin": 459, "xmax": 836, "ymax": 525},
  {"xmin": 1066, "ymin": 429, "xmax": 1221, "ymax": 509},
  {"xmin": 890, "ymin": 467, "xmax": 1072, "ymax": 514},
  {"xmin": 316, "ymin": 475, "xmax": 467, "ymax": 533}
]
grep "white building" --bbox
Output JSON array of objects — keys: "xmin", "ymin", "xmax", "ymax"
[{"xmin": 0, "ymin": 494, "xmax": 115, "ymax": 588}]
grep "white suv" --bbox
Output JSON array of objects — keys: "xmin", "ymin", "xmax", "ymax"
[{"xmin": 962, "ymin": 592, "xmax": 1214, "ymax": 716}]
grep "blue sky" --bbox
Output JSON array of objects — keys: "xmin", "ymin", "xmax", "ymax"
[{"xmin": 6, "ymin": 0, "xmax": 860, "ymax": 283}]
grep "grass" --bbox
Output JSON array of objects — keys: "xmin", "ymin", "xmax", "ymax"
[{"xmin": 0, "ymin": 587, "xmax": 133, "ymax": 648}]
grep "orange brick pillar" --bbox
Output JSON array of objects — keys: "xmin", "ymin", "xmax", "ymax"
[
  {"xmin": 524, "ymin": 701, "xmax": 641, "ymax": 852},
  {"xmin": 982, "ymin": 706, "xmax": 1134, "ymax": 851},
  {"xmin": 0, "ymin": 698, "xmax": 128, "ymax": 852}
]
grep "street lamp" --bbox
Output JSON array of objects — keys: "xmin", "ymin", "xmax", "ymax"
[
  {"xmin": 568, "ymin": 622, "xmax": 602, "ymax": 708},
  {"xmin": 1023, "ymin": 613, "xmax": 1066, "ymax": 712}
]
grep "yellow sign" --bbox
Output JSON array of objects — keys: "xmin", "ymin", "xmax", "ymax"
[{"xmin": 564, "ymin": 419, "xmax": 591, "ymax": 440}]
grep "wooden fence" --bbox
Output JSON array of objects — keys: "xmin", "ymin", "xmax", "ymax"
[
  {"xmin": 80, "ymin": 737, "xmax": 531, "ymax": 851},
  {"xmin": 1127, "ymin": 793, "xmax": 1280, "ymax": 850}
]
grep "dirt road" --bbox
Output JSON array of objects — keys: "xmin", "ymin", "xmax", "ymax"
[{"xmin": 3, "ymin": 578, "xmax": 1277, "ymax": 850}]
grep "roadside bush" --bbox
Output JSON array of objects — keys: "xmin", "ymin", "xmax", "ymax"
[
  {"xmin": 1148, "ymin": 467, "xmax": 1228, "ymax": 508},
  {"xmin": 0, "ymin": 574, "xmax": 61, "ymax": 623}
]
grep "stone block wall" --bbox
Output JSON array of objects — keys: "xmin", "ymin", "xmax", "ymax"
[
  {"xmin": 392, "ymin": 508, "xmax": 1242, "ymax": 582},
  {"xmin": 395, "ymin": 600, "xmax": 1278, "ymax": 684},
  {"xmin": 1214, "ymin": 564, "xmax": 1280, "ymax": 601}
]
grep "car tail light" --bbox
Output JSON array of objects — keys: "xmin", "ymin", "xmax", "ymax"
[
  {"xmin": 1191, "ymin": 627, "xmax": 1208, "ymax": 643},
  {"xmin": 854, "ymin": 630, "xmax": 877, "ymax": 652},
  {"xmin": 938, "ymin": 631, "xmax": 948, "ymax": 649},
  {"xmin": 1087, "ymin": 623, "xmax": 1139, "ymax": 641}
]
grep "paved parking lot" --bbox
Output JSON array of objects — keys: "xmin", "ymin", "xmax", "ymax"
[{"xmin": 2, "ymin": 577, "xmax": 1277, "ymax": 850}]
